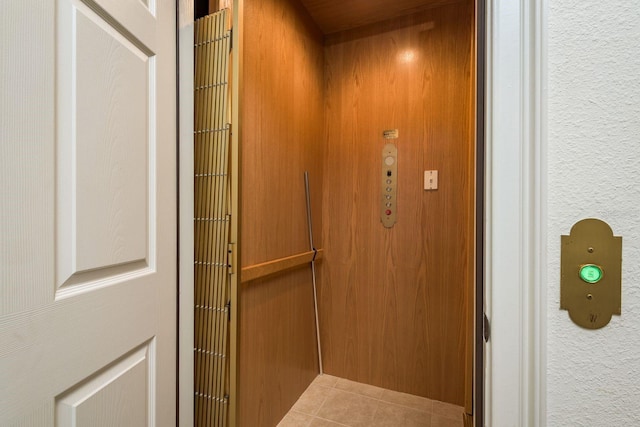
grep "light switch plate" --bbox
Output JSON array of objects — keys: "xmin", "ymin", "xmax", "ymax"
[{"xmin": 424, "ymin": 170, "xmax": 438, "ymax": 190}]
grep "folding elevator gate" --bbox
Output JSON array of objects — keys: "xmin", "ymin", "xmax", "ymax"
[{"xmin": 193, "ymin": 9, "xmax": 232, "ymax": 427}]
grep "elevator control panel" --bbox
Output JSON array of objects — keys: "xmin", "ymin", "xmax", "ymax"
[
  {"xmin": 560, "ymin": 218, "xmax": 622, "ymax": 329},
  {"xmin": 381, "ymin": 144, "xmax": 398, "ymax": 228}
]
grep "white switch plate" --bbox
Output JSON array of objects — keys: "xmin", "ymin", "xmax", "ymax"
[{"xmin": 424, "ymin": 170, "xmax": 438, "ymax": 190}]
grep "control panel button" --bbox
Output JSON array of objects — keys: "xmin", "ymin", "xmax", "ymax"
[{"xmin": 580, "ymin": 264, "xmax": 604, "ymax": 284}]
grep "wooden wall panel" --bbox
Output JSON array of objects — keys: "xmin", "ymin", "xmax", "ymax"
[
  {"xmin": 241, "ymin": 0, "xmax": 324, "ymax": 267},
  {"xmin": 320, "ymin": 2, "xmax": 474, "ymax": 406},
  {"xmin": 239, "ymin": 0, "xmax": 324, "ymax": 425},
  {"xmin": 299, "ymin": 0, "xmax": 462, "ymax": 35},
  {"xmin": 239, "ymin": 269, "xmax": 319, "ymax": 427}
]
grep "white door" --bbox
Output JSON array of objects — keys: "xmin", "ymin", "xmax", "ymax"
[{"xmin": 1, "ymin": 0, "xmax": 176, "ymax": 425}]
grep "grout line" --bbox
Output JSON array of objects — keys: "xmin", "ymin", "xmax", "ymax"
[
  {"xmin": 369, "ymin": 401, "xmax": 383, "ymax": 426},
  {"xmin": 331, "ymin": 376, "xmax": 464, "ymax": 415},
  {"xmin": 288, "ymin": 410, "xmax": 314, "ymax": 427},
  {"xmin": 310, "ymin": 414, "xmax": 351, "ymax": 427},
  {"xmin": 319, "ymin": 384, "xmax": 435, "ymax": 414},
  {"xmin": 307, "ymin": 387, "xmax": 333, "ymax": 416}
]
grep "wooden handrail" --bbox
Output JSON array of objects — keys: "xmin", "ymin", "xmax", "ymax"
[{"xmin": 241, "ymin": 249, "xmax": 324, "ymax": 283}]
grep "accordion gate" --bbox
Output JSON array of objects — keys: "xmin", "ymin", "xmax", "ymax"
[{"xmin": 194, "ymin": 9, "xmax": 232, "ymax": 427}]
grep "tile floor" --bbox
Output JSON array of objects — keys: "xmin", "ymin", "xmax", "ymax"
[{"xmin": 277, "ymin": 374, "xmax": 464, "ymax": 427}]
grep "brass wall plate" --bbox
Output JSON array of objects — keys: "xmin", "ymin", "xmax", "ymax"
[{"xmin": 561, "ymin": 219, "xmax": 622, "ymax": 329}]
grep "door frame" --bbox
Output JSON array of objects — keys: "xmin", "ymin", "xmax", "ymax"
[
  {"xmin": 177, "ymin": 0, "xmax": 195, "ymax": 426},
  {"xmin": 483, "ymin": 0, "xmax": 546, "ymax": 425},
  {"xmin": 176, "ymin": 0, "xmax": 548, "ymax": 425}
]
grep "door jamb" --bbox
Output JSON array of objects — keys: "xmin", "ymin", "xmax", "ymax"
[
  {"xmin": 474, "ymin": 0, "xmax": 486, "ymax": 424},
  {"xmin": 178, "ymin": 0, "xmax": 549, "ymax": 425},
  {"xmin": 484, "ymin": 0, "xmax": 547, "ymax": 425},
  {"xmin": 178, "ymin": 1, "xmax": 195, "ymax": 426}
]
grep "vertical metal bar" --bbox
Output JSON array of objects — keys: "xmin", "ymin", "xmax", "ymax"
[
  {"xmin": 207, "ymin": 14, "xmax": 220, "ymax": 426},
  {"xmin": 304, "ymin": 171, "xmax": 323, "ymax": 375},
  {"xmin": 211, "ymin": 15, "xmax": 224, "ymax": 426},
  {"xmin": 216, "ymin": 14, "xmax": 229, "ymax": 427},
  {"xmin": 195, "ymin": 17, "xmax": 207, "ymax": 426},
  {"xmin": 203, "ymin": 15, "xmax": 217, "ymax": 426}
]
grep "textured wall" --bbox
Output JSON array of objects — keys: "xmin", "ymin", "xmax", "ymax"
[{"xmin": 547, "ymin": 1, "xmax": 640, "ymax": 425}]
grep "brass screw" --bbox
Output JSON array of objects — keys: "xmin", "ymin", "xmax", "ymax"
[
  {"xmin": 587, "ymin": 294, "xmax": 593, "ymax": 300},
  {"xmin": 588, "ymin": 247, "xmax": 594, "ymax": 253}
]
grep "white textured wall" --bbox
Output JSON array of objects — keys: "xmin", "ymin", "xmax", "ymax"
[{"xmin": 547, "ymin": 0, "xmax": 640, "ymax": 425}]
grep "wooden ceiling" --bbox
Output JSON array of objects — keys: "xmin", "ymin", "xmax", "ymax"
[{"xmin": 298, "ymin": 0, "xmax": 464, "ymax": 34}]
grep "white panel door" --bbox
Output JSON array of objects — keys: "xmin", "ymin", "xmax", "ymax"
[{"xmin": 1, "ymin": 0, "xmax": 176, "ymax": 425}]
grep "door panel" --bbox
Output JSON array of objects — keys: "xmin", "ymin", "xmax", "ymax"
[
  {"xmin": 57, "ymin": 0, "xmax": 155, "ymax": 292},
  {"xmin": 56, "ymin": 341, "xmax": 153, "ymax": 426},
  {"xmin": 0, "ymin": 0, "xmax": 176, "ymax": 424}
]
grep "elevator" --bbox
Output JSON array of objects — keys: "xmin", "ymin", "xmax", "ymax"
[{"xmin": 194, "ymin": 0, "xmax": 479, "ymax": 425}]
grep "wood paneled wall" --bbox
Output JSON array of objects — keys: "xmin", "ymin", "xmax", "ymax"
[
  {"xmin": 299, "ymin": 0, "xmax": 462, "ymax": 34},
  {"xmin": 238, "ymin": 0, "xmax": 324, "ymax": 425},
  {"xmin": 320, "ymin": 2, "xmax": 474, "ymax": 406}
]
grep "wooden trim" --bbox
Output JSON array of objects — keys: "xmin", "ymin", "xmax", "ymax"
[
  {"xmin": 241, "ymin": 249, "xmax": 324, "ymax": 283},
  {"xmin": 178, "ymin": 1, "xmax": 195, "ymax": 426},
  {"xmin": 229, "ymin": 1, "xmax": 243, "ymax": 427},
  {"xmin": 464, "ymin": 0, "xmax": 478, "ymax": 417},
  {"xmin": 473, "ymin": 0, "xmax": 486, "ymax": 425}
]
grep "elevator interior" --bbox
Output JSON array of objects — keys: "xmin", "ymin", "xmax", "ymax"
[{"xmin": 199, "ymin": 0, "xmax": 477, "ymax": 425}]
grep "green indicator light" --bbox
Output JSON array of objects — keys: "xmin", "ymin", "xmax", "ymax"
[{"xmin": 580, "ymin": 264, "xmax": 603, "ymax": 284}]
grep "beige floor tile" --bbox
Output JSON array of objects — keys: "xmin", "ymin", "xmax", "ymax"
[
  {"xmin": 277, "ymin": 410, "xmax": 314, "ymax": 427},
  {"xmin": 280, "ymin": 377, "xmax": 460, "ymax": 427},
  {"xmin": 379, "ymin": 389, "xmax": 434, "ymax": 413},
  {"xmin": 334, "ymin": 378, "xmax": 385, "ymax": 399},
  {"xmin": 292, "ymin": 385, "xmax": 335, "ymax": 415},
  {"xmin": 313, "ymin": 374, "xmax": 340, "ymax": 388},
  {"xmin": 309, "ymin": 418, "xmax": 350, "ymax": 427},
  {"xmin": 370, "ymin": 402, "xmax": 431, "ymax": 427},
  {"xmin": 432, "ymin": 401, "xmax": 464, "ymax": 420},
  {"xmin": 316, "ymin": 389, "xmax": 379, "ymax": 427},
  {"xmin": 431, "ymin": 414, "xmax": 463, "ymax": 427}
]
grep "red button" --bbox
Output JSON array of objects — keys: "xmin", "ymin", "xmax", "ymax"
[{"xmin": 385, "ymin": 209, "xmax": 392, "ymax": 215}]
